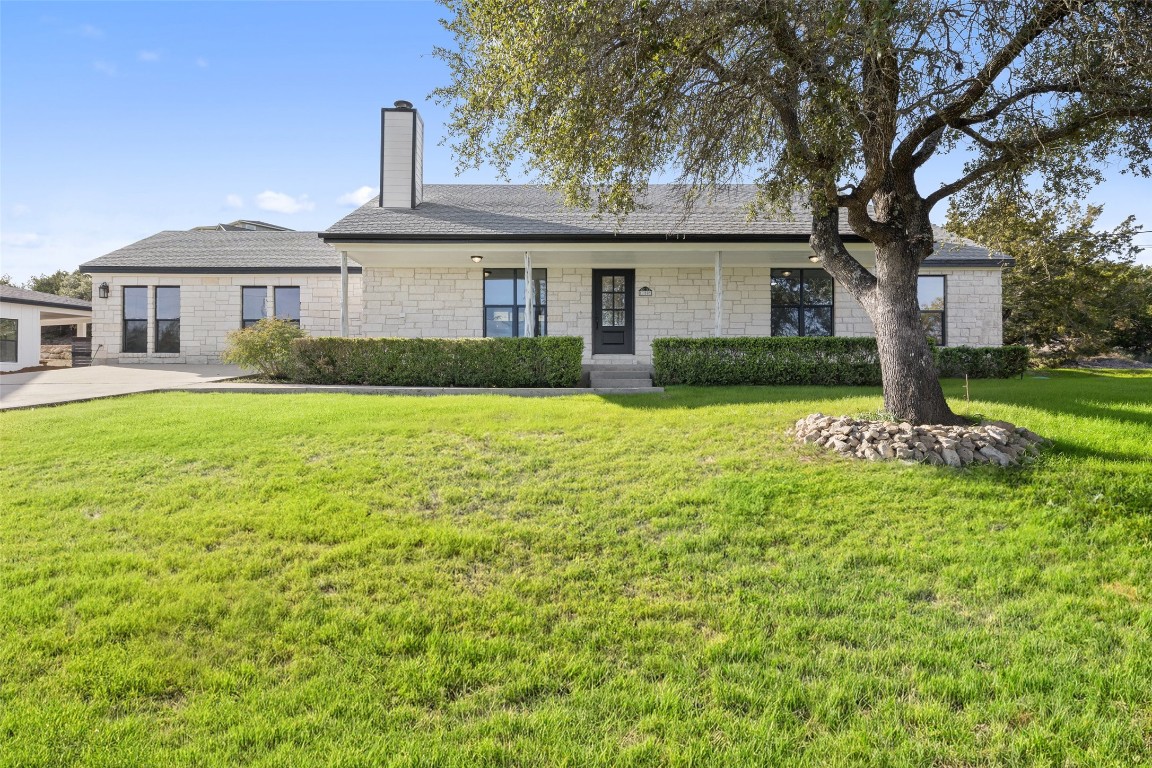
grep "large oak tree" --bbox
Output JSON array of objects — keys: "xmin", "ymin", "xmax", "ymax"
[{"xmin": 434, "ymin": 0, "xmax": 1152, "ymax": 424}]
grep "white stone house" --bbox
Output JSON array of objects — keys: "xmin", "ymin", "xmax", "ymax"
[
  {"xmin": 0, "ymin": 286, "xmax": 92, "ymax": 372},
  {"xmin": 80, "ymin": 103, "xmax": 1007, "ymax": 367}
]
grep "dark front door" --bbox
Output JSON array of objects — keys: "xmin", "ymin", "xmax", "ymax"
[{"xmin": 592, "ymin": 269, "xmax": 635, "ymax": 354}]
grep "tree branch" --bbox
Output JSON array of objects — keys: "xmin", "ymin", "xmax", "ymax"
[
  {"xmin": 924, "ymin": 104, "xmax": 1152, "ymax": 208},
  {"xmin": 892, "ymin": 0, "xmax": 1079, "ymax": 168},
  {"xmin": 811, "ymin": 207, "xmax": 878, "ymax": 307}
]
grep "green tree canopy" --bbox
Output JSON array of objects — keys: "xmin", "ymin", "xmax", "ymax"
[
  {"xmin": 24, "ymin": 270, "xmax": 92, "ymax": 301},
  {"xmin": 435, "ymin": 0, "xmax": 1152, "ymax": 423},
  {"xmin": 948, "ymin": 196, "xmax": 1145, "ymax": 358}
]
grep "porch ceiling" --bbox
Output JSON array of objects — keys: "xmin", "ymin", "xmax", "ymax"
[{"xmin": 341, "ymin": 241, "xmax": 879, "ymax": 269}]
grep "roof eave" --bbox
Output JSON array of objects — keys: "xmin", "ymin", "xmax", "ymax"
[
  {"xmin": 80, "ymin": 265, "xmax": 363, "ymax": 275},
  {"xmin": 0, "ymin": 296, "xmax": 93, "ymax": 311},
  {"xmin": 319, "ymin": 232, "xmax": 869, "ymax": 244}
]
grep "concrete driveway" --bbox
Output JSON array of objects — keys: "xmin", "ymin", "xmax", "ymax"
[{"xmin": 0, "ymin": 364, "xmax": 245, "ymax": 410}]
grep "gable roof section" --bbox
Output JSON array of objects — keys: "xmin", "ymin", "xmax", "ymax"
[
  {"xmin": 79, "ymin": 231, "xmax": 360, "ymax": 274},
  {"xmin": 0, "ymin": 284, "xmax": 92, "ymax": 311},
  {"xmin": 322, "ymin": 184, "xmax": 1008, "ymax": 266}
]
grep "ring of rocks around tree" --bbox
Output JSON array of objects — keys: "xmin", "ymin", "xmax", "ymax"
[{"xmin": 793, "ymin": 414, "xmax": 1049, "ymax": 467}]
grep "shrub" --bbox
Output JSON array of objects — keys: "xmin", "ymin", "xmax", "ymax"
[
  {"xmin": 652, "ymin": 337, "xmax": 1029, "ymax": 386},
  {"xmin": 290, "ymin": 336, "xmax": 583, "ymax": 387},
  {"xmin": 934, "ymin": 345, "xmax": 1029, "ymax": 378},
  {"xmin": 221, "ymin": 318, "xmax": 308, "ymax": 379},
  {"xmin": 652, "ymin": 337, "xmax": 882, "ymax": 386}
]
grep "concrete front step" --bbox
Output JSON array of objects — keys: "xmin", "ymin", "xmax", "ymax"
[
  {"xmin": 590, "ymin": 377, "xmax": 653, "ymax": 389},
  {"xmin": 590, "ymin": 368, "xmax": 653, "ymax": 379}
]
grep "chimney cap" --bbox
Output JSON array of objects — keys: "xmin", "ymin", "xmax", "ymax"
[{"xmin": 393, "ymin": 99, "xmax": 414, "ymax": 109}]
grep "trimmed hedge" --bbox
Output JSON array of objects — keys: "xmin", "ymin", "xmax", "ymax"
[
  {"xmin": 934, "ymin": 345, "xmax": 1029, "ymax": 379},
  {"xmin": 652, "ymin": 337, "xmax": 1030, "ymax": 386},
  {"xmin": 652, "ymin": 337, "xmax": 882, "ymax": 386},
  {"xmin": 289, "ymin": 336, "xmax": 584, "ymax": 388}
]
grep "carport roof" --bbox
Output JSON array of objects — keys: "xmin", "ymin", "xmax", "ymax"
[{"xmin": 0, "ymin": 285, "xmax": 92, "ymax": 311}]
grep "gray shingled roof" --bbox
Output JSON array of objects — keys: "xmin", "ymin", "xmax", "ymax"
[
  {"xmin": 324, "ymin": 184, "xmax": 825, "ymax": 240},
  {"xmin": 80, "ymin": 231, "xmax": 358, "ymax": 273},
  {"xmin": 0, "ymin": 284, "xmax": 92, "ymax": 310},
  {"xmin": 322, "ymin": 184, "xmax": 1006, "ymax": 264}
]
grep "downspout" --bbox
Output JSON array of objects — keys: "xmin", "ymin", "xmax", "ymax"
[
  {"xmin": 524, "ymin": 250, "xmax": 535, "ymax": 337},
  {"xmin": 340, "ymin": 251, "xmax": 349, "ymax": 337},
  {"xmin": 714, "ymin": 250, "xmax": 724, "ymax": 336}
]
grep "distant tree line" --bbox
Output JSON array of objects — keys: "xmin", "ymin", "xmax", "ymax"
[{"xmin": 948, "ymin": 197, "xmax": 1151, "ymax": 362}]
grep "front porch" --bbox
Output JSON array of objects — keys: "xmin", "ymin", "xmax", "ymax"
[{"xmin": 337, "ymin": 242, "xmax": 894, "ymax": 361}]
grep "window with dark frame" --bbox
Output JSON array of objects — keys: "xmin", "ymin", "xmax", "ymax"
[
  {"xmin": 242, "ymin": 286, "xmax": 267, "ymax": 328},
  {"xmin": 123, "ymin": 286, "xmax": 148, "ymax": 353},
  {"xmin": 155, "ymin": 287, "xmax": 180, "ymax": 353},
  {"xmin": 483, "ymin": 268, "xmax": 547, "ymax": 337},
  {"xmin": 0, "ymin": 318, "xmax": 17, "ymax": 363},
  {"xmin": 274, "ymin": 286, "xmax": 301, "ymax": 325},
  {"xmin": 918, "ymin": 276, "xmax": 946, "ymax": 346},
  {"xmin": 770, "ymin": 269, "xmax": 834, "ymax": 336}
]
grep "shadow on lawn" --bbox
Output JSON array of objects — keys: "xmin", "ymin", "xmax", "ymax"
[
  {"xmin": 598, "ymin": 385, "xmax": 883, "ymax": 411},
  {"xmin": 600, "ymin": 370, "xmax": 1152, "ymax": 466}
]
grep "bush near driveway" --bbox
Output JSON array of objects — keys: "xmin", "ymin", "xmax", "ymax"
[
  {"xmin": 290, "ymin": 335, "xmax": 584, "ymax": 387},
  {"xmin": 220, "ymin": 317, "xmax": 307, "ymax": 379}
]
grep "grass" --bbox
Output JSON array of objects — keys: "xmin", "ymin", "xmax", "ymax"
[{"xmin": 1, "ymin": 370, "xmax": 1150, "ymax": 767}]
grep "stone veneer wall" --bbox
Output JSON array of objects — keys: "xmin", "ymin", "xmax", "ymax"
[
  {"xmin": 360, "ymin": 267, "xmax": 482, "ymax": 338},
  {"xmin": 358, "ymin": 264, "xmax": 1003, "ymax": 362},
  {"xmin": 834, "ymin": 267, "xmax": 1003, "ymax": 347},
  {"xmin": 90, "ymin": 273, "xmax": 362, "ymax": 365}
]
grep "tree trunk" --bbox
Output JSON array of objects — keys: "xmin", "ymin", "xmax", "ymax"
[{"xmin": 870, "ymin": 243, "xmax": 965, "ymax": 425}]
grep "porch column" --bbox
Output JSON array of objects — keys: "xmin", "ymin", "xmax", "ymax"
[
  {"xmin": 714, "ymin": 250, "xmax": 724, "ymax": 336},
  {"xmin": 76, "ymin": 322, "xmax": 88, "ymax": 337},
  {"xmin": 339, "ymin": 250, "xmax": 349, "ymax": 337},
  {"xmin": 523, "ymin": 250, "xmax": 535, "ymax": 337}
]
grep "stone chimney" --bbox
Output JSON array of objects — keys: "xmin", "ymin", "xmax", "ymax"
[{"xmin": 379, "ymin": 100, "xmax": 423, "ymax": 208}]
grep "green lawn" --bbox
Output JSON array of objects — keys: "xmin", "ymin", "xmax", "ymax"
[{"xmin": 2, "ymin": 370, "xmax": 1150, "ymax": 767}]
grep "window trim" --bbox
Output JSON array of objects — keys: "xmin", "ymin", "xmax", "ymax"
[
  {"xmin": 122, "ymin": 285, "xmax": 148, "ymax": 353},
  {"xmin": 770, "ymin": 268, "xmax": 835, "ymax": 337},
  {"xmin": 918, "ymin": 274, "xmax": 947, "ymax": 347},
  {"xmin": 242, "ymin": 286, "xmax": 268, "ymax": 328},
  {"xmin": 482, "ymin": 268, "xmax": 548, "ymax": 338},
  {"xmin": 0, "ymin": 317, "xmax": 17, "ymax": 364},
  {"xmin": 154, "ymin": 286, "xmax": 181, "ymax": 354},
  {"xmin": 273, "ymin": 286, "xmax": 301, "ymax": 326}
]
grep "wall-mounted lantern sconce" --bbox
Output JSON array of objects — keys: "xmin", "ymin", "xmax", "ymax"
[
  {"xmin": 98, "ymin": 282, "xmax": 110, "ymax": 299},
  {"xmin": 470, "ymin": 255, "xmax": 483, "ymax": 263},
  {"xmin": 638, "ymin": 286, "xmax": 653, "ymax": 297},
  {"xmin": 808, "ymin": 254, "xmax": 821, "ymax": 263}
]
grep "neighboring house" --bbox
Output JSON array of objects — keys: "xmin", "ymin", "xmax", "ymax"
[
  {"xmin": 80, "ymin": 102, "xmax": 1008, "ymax": 366},
  {"xmin": 191, "ymin": 220, "xmax": 296, "ymax": 233},
  {"xmin": 0, "ymin": 285, "xmax": 93, "ymax": 372}
]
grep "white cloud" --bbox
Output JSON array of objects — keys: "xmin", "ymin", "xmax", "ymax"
[
  {"xmin": 195, "ymin": 57, "xmax": 209, "ymax": 68},
  {"xmin": 255, "ymin": 191, "xmax": 314, "ymax": 214},
  {"xmin": 138, "ymin": 50, "xmax": 160, "ymax": 62},
  {"xmin": 77, "ymin": 24, "xmax": 103, "ymax": 38},
  {"xmin": 2, "ymin": 232, "xmax": 43, "ymax": 248},
  {"xmin": 11, "ymin": 204, "xmax": 31, "ymax": 217},
  {"xmin": 224, "ymin": 194, "xmax": 244, "ymax": 209},
  {"xmin": 337, "ymin": 186, "xmax": 378, "ymax": 207},
  {"xmin": 92, "ymin": 60, "xmax": 117, "ymax": 77}
]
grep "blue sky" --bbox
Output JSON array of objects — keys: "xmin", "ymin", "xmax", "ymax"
[{"xmin": 2, "ymin": 0, "xmax": 1149, "ymax": 283}]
